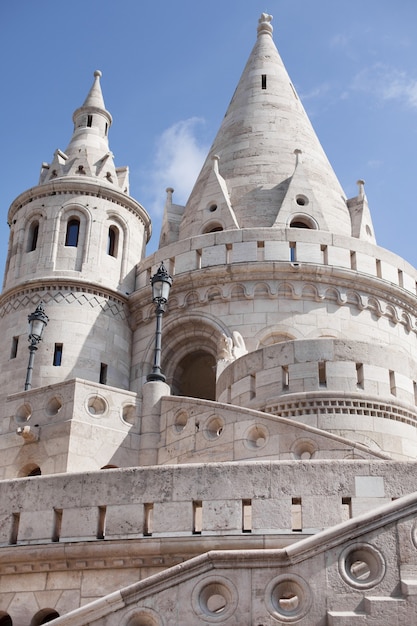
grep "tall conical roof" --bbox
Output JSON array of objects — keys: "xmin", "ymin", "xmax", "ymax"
[
  {"xmin": 178, "ymin": 14, "xmax": 353, "ymax": 240},
  {"xmin": 38, "ymin": 71, "xmax": 128, "ymax": 192}
]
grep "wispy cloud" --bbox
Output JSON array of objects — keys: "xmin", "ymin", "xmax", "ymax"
[
  {"xmin": 352, "ymin": 63, "xmax": 417, "ymax": 110},
  {"xmin": 146, "ymin": 117, "xmax": 209, "ymax": 216},
  {"xmin": 299, "ymin": 83, "xmax": 331, "ymax": 101}
]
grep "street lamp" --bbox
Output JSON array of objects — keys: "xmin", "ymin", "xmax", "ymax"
[
  {"xmin": 146, "ymin": 262, "xmax": 173, "ymax": 383},
  {"xmin": 24, "ymin": 302, "xmax": 49, "ymax": 391}
]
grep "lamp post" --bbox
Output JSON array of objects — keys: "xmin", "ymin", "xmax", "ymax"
[
  {"xmin": 24, "ymin": 302, "xmax": 49, "ymax": 391},
  {"xmin": 146, "ymin": 262, "xmax": 172, "ymax": 383}
]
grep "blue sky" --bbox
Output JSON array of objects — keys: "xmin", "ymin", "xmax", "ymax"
[{"xmin": 1, "ymin": 0, "xmax": 417, "ymax": 273}]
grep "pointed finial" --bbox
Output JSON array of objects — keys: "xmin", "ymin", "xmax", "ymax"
[
  {"xmin": 257, "ymin": 13, "xmax": 273, "ymax": 37},
  {"xmin": 356, "ymin": 179, "xmax": 365, "ymax": 199},
  {"xmin": 212, "ymin": 154, "xmax": 220, "ymax": 174},
  {"xmin": 294, "ymin": 149, "xmax": 302, "ymax": 166}
]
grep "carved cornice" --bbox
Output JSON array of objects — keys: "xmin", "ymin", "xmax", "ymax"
[{"xmin": 130, "ymin": 262, "xmax": 417, "ymax": 333}]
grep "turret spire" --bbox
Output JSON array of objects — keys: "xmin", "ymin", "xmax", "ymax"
[{"xmin": 38, "ymin": 70, "xmax": 128, "ymax": 191}]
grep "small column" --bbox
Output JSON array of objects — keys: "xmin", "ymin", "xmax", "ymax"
[{"xmin": 139, "ymin": 380, "xmax": 170, "ymax": 465}]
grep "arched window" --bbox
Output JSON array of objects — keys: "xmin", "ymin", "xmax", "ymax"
[
  {"xmin": 28, "ymin": 221, "xmax": 39, "ymax": 252},
  {"xmin": 65, "ymin": 218, "xmax": 80, "ymax": 247},
  {"xmin": 107, "ymin": 225, "xmax": 119, "ymax": 257}
]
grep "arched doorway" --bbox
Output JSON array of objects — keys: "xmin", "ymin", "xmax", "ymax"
[{"xmin": 173, "ymin": 350, "xmax": 216, "ymax": 400}]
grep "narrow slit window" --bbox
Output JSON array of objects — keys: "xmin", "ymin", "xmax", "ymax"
[
  {"xmin": 107, "ymin": 225, "xmax": 119, "ymax": 257},
  {"xmin": 261, "ymin": 74, "xmax": 267, "ymax": 89},
  {"xmin": 289, "ymin": 242, "xmax": 296, "ymax": 262},
  {"xmin": 291, "ymin": 498, "xmax": 302, "ymax": 532},
  {"xmin": 282, "ymin": 365, "xmax": 289, "ymax": 390},
  {"xmin": 398, "ymin": 269, "xmax": 404, "ymax": 287},
  {"xmin": 414, "ymin": 381, "xmax": 417, "ymax": 405},
  {"xmin": 376, "ymin": 259, "xmax": 382, "ymax": 278},
  {"xmin": 143, "ymin": 503, "xmax": 153, "ymax": 536},
  {"xmin": 53, "ymin": 344, "xmax": 63, "ymax": 367},
  {"xmin": 321, "ymin": 244, "xmax": 328, "ymax": 265},
  {"xmin": 389, "ymin": 370, "xmax": 396, "ymax": 395},
  {"xmin": 65, "ymin": 218, "xmax": 80, "ymax": 247},
  {"xmin": 87, "ymin": 114, "xmax": 93, "ymax": 127},
  {"xmin": 342, "ymin": 497, "xmax": 352, "ymax": 521},
  {"xmin": 52, "ymin": 509, "xmax": 63, "ymax": 542},
  {"xmin": 242, "ymin": 499, "xmax": 252, "ymax": 533},
  {"xmin": 193, "ymin": 501, "xmax": 202, "ymax": 534},
  {"xmin": 350, "ymin": 251, "xmax": 357, "ymax": 270},
  {"xmin": 318, "ymin": 361, "xmax": 327, "ymax": 387},
  {"xmin": 99, "ymin": 363, "xmax": 108, "ymax": 385},
  {"xmin": 97, "ymin": 506, "xmax": 106, "ymax": 539},
  {"xmin": 356, "ymin": 363, "xmax": 364, "ymax": 389},
  {"xmin": 10, "ymin": 336, "xmax": 19, "ymax": 359},
  {"xmin": 10, "ymin": 512, "xmax": 20, "ymax": 545}
]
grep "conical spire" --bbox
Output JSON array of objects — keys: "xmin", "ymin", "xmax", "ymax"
[
  {"xmin": 38, "ymin": 71, "xmax": 128, "ymax": 191},
  {"xmin": 178, "ymin": 14, "xmax": 352, "ymax": 240}
]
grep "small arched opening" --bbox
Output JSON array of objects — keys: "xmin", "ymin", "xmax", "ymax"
[
  {"xmin": 173, "ymin": 350, "xmax": 216, "ymax": 400},
  {"xmin": 107, "ymin": 225, "xmax": 119, "ymax": 257},
  {"xmin": 27, "ymin": 221, "xmax": 39, "ymax": 252},
  {"xmin": 203, "ymin": 222, "xmax": 224, "ymax": 234}
]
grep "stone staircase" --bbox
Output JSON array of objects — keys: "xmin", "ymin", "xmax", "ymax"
[{"xmin": 328, "ymin": 580, "xmax": 417, "ymax": 624}]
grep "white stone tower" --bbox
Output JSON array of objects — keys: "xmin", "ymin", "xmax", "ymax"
[
  {"xmin": 1, "ymin": 14, "xmax": 417, "ymax": 626},
  {"xmin": 0, "ymin": 71, "xmax": 151, "ymax": 475}
]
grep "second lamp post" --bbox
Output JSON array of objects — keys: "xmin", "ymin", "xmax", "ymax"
[{"xmin": 146, "ymin": 262, "xmax": 172, "ymax": 383}]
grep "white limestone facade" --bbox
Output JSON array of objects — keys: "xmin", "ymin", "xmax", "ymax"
[{"xmin": 1, "ymin": 13, "xmax": 417, "ymax": 626}]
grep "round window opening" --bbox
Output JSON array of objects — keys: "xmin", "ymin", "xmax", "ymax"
[
  {"xmin": 87, "ymin": 395, "xmax": 107, "ymax": 417},
  {"xmin": 122, "ymin": 404, "xmax": 136, "ymax": 425},
  {"xmin": 266, "ymin": 575, "xmax": 311, "ymax": 622},
  {"xmin": 174, "ymin": 410, "xmax": 189, "ymax": 433},
  {"xmin": 209, "ymin": 203, "xmax": 218, "ymax": 213},
  {"xmin": 339, "ymin": 543, "xmax": 385, "ymax": 589},
  {"xmin": 205, "ymin": 416, "xmax": 225, "ymax": 440},
  {"xmin": 46, "ymin": 396, "xmax": 63, "ymax": 417},
  {"xmin": 245, "ymin": 425, "xmax": 268, "ymax": 450},
  {"xmin": 295, "ymin": 195, "xmax": 309, "ymax": 206},
  {"xmin": 15, "ymin": 403, "xmax": 32, "ymax": 424},
  {"xmin": 199, "ymin": 582, "xmax": 232, "ymax": 617}
]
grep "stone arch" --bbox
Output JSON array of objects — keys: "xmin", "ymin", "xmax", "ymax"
[
  {"xmin": 154, "ymin": 313, "xmax": 230, "ymax": 400},
  {"xmin": 105, "ymin": 211, "xmax": 129, "ymax": 281},
  {"xmin": 202, "ymin": 220, "xmax": 224, "ymax": 233},
  {"xmin": 288, "ymin": 212, "xmax": 318, "ymax": 229},
  {"xmin": 24, "ymin": 210, "xmax": 44, "ymax": 253},
  {"xmin": 18, "ymin": 463, "xmax": 41, "ymax": 477},
  {"xmin": 258, "ymin": 330, "xmax": 296, "ymax": 348}
]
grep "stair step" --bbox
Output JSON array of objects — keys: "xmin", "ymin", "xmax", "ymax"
[{"xmin": 327, "ymin": 611, "xmax": 367, "ymax": 625}]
